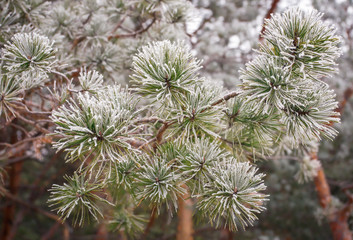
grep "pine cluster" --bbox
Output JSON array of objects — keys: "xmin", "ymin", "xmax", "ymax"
[{"xmin": 0, "ymin": 1, "xmax": 342, "ymax": 236}]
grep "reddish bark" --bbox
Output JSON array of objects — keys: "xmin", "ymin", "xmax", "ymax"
[
  {"xmin": 312, "ymin": 153, "xmax": 353, "ymax": 240},
  {"xmin": 220, "ymin": 229, "xmax": 233, "ymax": 240},
  {"xmin": 1, "ymin": 124, "xmax": 25, "ymax": 240},
  {"xmin": 336, "ymin": 87, "xmax": 353, "ymax": 114},
  {"xmin": 259, "ymin": 0, "xmax": 281, "ymax": 41},
  {"xmin": 176, "ymin": 186, "xmax": 194, "ymax": 240},
  {"xmin": 96, "ymin": 223, "xmax": 108, "ymax": 240},
  {"xmin": 0, "ymin": 185, "xmax": 70, "ymax": 240},
  {"xmin": 142, "ymin": 206, "xmax": 157, "ymax": 239},
  {"xmin": 1, "ymin": 161, "xmax": 23, "ymax": 240}
]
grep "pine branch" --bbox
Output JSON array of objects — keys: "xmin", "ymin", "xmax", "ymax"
[
  {"xmin": 156, "ymin": 121, "xmax": 174, "ymax": 144},
  {"xmin": 210, "ymin": 91, "xmax": 238, "ymax": 107},
  {"xmin": 110, "ymin": 12, "xmax": 129, "ymax": 35},
  {"xmin": 108, "ymin": 16, "xmax": 157, "ymax": 40},
  {"xmin": 142, "ymin": 206, "xmax": 157, "ymax": 239},
  {"xmin": 133, "ymin": 117, "xmax": 166, "ymax": 125}
]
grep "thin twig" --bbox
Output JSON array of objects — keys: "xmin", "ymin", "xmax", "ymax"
[
  {"xmin": 259, "ymin": 0, "xmax": 281, "ymax": 41},
  {"xmin": 0, "ymin": 155, "xmax": 31, "ymax": 167},
  {"xmin": 211, "ymin": 91, "xmax": 238, "ymax": 106},
  {"xmin": 336, "ymin": 87, "xmax": 353, "ymax": 114},
  {"xmin": 110, "ymin": 12, "xmax": 128, "ymax": 35},
  {"xmin": 41, "ymin": 222, "xmax": 61, "ymax": 240},
  {"xmin": 133, "ymin": 117, "xmax": 166, "ymax": 125},
  {"xmin": 9, "ymin": 123, "xmax": 30, "ymax": 137},
  {"xmin": 13, "ymin": 112, "xmax": 50, "ymax": 134},
  {"xmin": 0, "ymin": 185, "xmax": 70, "ymax": 240},
  {"xmin": 187, "ymin": 16, "xmax": 212, "ymax": 37},
  {"xmin": 156, "ymin": 121, "xmax": 173, "ymax": 145},
  {"xmin": 108, "ymin": 17, "xmax": 156, "ymax": 40},
  {"xmin": 137, "ymin": 138, "xmax": 156, "ymax": 151},
  {"xmin": 0, "ymin": 136, "xmax": 49, "ymax": 149},
  {"xmin": 13, "ymin": 101, "xmax": 52, "ymax": 116},
  {"xmin": 142, "ymin": 206, "xmax": 157, "ymax": 239}
]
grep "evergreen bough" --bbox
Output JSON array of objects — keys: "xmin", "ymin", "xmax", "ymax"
[
  {"xmin": 0, "ymin": 3, "xmax": 342, "ymax": 235},
  {"xmin": 47, "ymin": 8, "xmax": 341, "ymax": 231}
]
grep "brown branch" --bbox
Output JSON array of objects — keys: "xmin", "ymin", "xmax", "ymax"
[
  {"xmin": 311, "ymin": 152, "xmax": 352, "ymax": 240},
  {"xmin": 160, "ymin": 226, "xmax": 220, "ymax": 240},
  {"xmin": 0, "ymin": 155, "xmax": 31, "ymax": 167},
  {"xmin": 187, "ymin": 16, "xmax": 212, "ymax": 37},
  {"xmin": 126, "ymin": 139, "xmax": 147, "ymax": 149},
  {"xmin": 133, "ymin": 117, "xmax": 166, "ymax": 125},
  {"xmin": 176, "ymin": 185, "xmax": 194, "ymax": 240},
  {"xmin": 211, "ymin": 91, "xmax": 238, "ymax": 107},
  {"xmin": 95, "ymin": 223, "xmax": 108, "ymax": 240},
  {"xmin": 9, "ymin": 123, "xmax": 30, "ymax": 137},
  {"xmin": 13, "ymin": 101, "xmax": 52, "ymax": 116},
  {"xmin": 41, "ymin": 222, "xmax": 61, "ymax": 240},
  {"xmin": 13, "ymin": 112, "xmax": 50, "ymax": 134},
  {"xmin": 71, "ymin": 36, "xmax": 86, "ymax": 51},
  {"xmin": 137, "ymin": 138, "xmax": 155, "ymax": 151},
  {"xmin": 156, "ymin": 121, "xmax": 173, "ymax": 145},
  {"xmin": 108, "ymin": 17, "xmax": 156, "ymax": 40},
  {"xmin": 336, "ymin": 87, "xmax": 353, "ymax": 115},
  {"xmin": 118, "ymin": 25, "xmax": 134, "ymax": 34},
  {"xmin": 110, "ymin": 13, "xmax": 128, "ymax": 35},
  {"xmin": 142, "ymin": 206, "xmax": 157, "ymax": 239},
  {"xmin": 259, "ymin": 0, "xmax": 281, "ymax": 41},
  {"xmin": 0, "ymin": 135, "xmax": 50, "ymax": 150},
  {"xmin": 0, "ymin": 185, "xmax": 70, "ymax": 240},
  {"xmin": 219, "ymin": 229, "xmax": 233, "ymax": 240},
  {"xmin": 1, "ymin": 124, "xmax": 25, "ymax": 240}
]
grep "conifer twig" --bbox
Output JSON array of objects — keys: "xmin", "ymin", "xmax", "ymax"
[
  {"xmin": 211, "ymin": 91, "xmax": 238, "ymax": 106},
  {"xmin": 108, "ymin": 16, "xmax": 157, "ymax": 40},
  {"xmin": 259, "ymin": 0, "xmax": 281, "ymax": 41}
]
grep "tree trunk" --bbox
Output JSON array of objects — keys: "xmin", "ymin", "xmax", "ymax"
[
  {"xmin": 96, "ymin": 223, "xmax": 108, "ymax": 240},
  {"xmin": 176, "ymin": 186, "xmax": 194, "ymax": 240},
  {"xmin": 312, "ymin": 152, "xmax": 352, "ymax": 240},
  {"xmin": 220, "ymin": 229, "xmax": 233, "ymax": 240},
  {"xmin": 1, "ymin": 161, "xmax": 23, "ymax": 240},
  {"xmin": 1, "ymin": 123, "xmax": 25, "ymax": 240}
]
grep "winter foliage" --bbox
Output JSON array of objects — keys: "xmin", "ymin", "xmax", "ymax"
[
  {"xmin": 0, "ymin": 0, "xmax": 348, "ymax": 239},
  {"xmin": 132, "ymin": 40, "xmax": 202, "ymax": 105},
  {"xmin": 45, "ymin": 7, "xmax": 341, "ymax": 231}
]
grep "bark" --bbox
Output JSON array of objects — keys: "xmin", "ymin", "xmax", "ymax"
[
  {"xmin": 259, "ymin": 0, "xmax": 281, "ymax": 41},
  {"xmin": 0, "ymin": 185, "xmax": 70, "ymax": 240},
  {"xmin": 96, "ymin": 223, "xmax": 108, "ymax": 240},
  {"xmin": 176, "ymin": 186, "xmax": 194, "ymax": 240},
  {"xmin": 41, "ymin": 222, "xmax": 61, "ymax": 240},
  {"xmin": 312, "ymin": 153, "xmax": 353, "ymax": 240},
  {"xmin": 1, "ymin": 161, "xmax": 23, "ymax": 240},
  {"xmin": 1, "ymin": 124, "xmax": 25, "ymax": 240},
  {"xmin": 142, "ymin": 206, "xmax": 157, "ymax": 239},
  {"xmin": 220, "ymin": 229, "xmax": 233, "ymax": 240}
]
